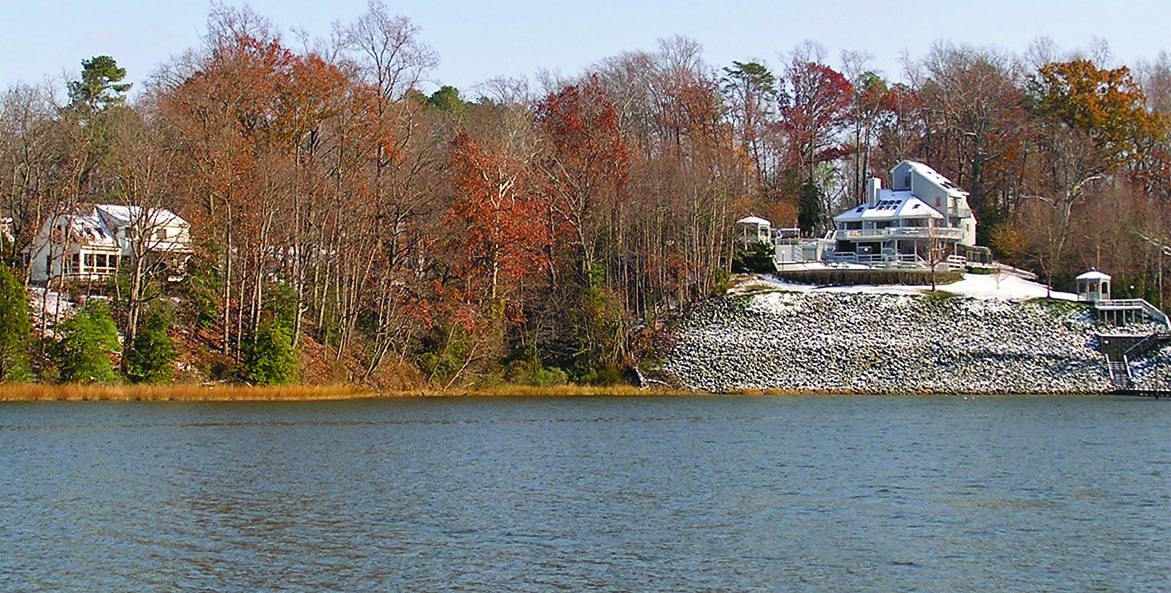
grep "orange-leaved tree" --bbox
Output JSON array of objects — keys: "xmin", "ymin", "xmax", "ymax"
[{"xmin": 534, "ymin": 79, "xmax": 630, "ymax": 378}]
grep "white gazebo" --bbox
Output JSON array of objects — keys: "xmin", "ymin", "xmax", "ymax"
[
  {"xmin": 735, "ymin": 216, "xmax": 772, "ymax": 245},
  {"xmin": 1076, "ymin": 269, "xmax": 1111, "ymax": 302}
]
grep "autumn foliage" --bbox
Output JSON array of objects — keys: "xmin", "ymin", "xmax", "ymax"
[{"xmin": 1, "ymin": 5, "xmax": 1169, "ymax": 387}]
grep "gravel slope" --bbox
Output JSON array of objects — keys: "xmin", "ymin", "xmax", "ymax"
[{"xmin": 662, "ymin": 290, "xmax": 1120, "ymax": 394}]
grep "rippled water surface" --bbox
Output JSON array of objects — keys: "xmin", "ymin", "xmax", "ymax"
[{"xmin": 1, "ymin": 395, "xmax": 1168, "ymax": 592}]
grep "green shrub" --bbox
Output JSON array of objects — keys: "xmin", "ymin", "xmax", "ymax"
[
  {"xmin": 532, "ymin": 367, "xmax": 568, "ymax": 387},
  {"xmin": 711, "ymin": 266, "xmax": 731, "ymax": 296},
  {"xmin": 567, "ymin": 286, "xmax": 625, "ymax": 379},
  {"xmin": 503, "ymin": 358, "xmax": 536, "ymax": 384},
  {"xmin": 264, "ymin": 281, "xmax": 299, "ymax": 335},
  {"xmin": 590, "ymin": 365, "xmax": 623, "ymax": 386},
  {"xmin": 51, "ymin": 301, "xmax": 121, "ymax": 384},
  {"xmin": 244, "ymin": 324, "xmax": 299, "ymax": 385},
  {"xmin": 732, "ymin": 242, "xmax": 776, "ymax": 274},
  {"xmin": 180, "ymin": 253, "xmax": 222, "ymax": 328},
  {"xmin": 0, "ymin": 264, "xmax": 31, "ymax": 382},
  {"xmin": 124, "ymin": 306, "xmax": 177, "ymax": 384}
]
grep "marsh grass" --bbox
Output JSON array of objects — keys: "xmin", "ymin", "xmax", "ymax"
[
  {"xmin": 0, "ymin": 383, "xmax": 376, "ymax": 402},
  {"xmin": 0, "ymin": 383, "xmax": 685, "ymax": 402}
]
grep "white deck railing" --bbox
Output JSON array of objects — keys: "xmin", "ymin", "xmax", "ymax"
[
  {"xmin": 1095, "ymin": 299, "xmax": 1171, "ymax": 329},
  {"xmin": 834, "ymin": 227, "xmax": 965, "ymax": 241}
]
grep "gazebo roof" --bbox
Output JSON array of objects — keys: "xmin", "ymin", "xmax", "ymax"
[
  {"xmin": 1076, "ymin": 269, "xmax": 1111, "ymax": 281},
  {"xmin": 736, "ymin": 216, "xmax": 771, "ymax": 226}
]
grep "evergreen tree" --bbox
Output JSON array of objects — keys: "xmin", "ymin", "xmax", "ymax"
[
  {"xmin": 124, "ymin": 306, "xmax": 177, "ymax": 384},
  {"xmin": 0, "ymin": 264, "xmax": 31, "ymax": 382},
  {"xmin": 427, "ymin": 85, "xmax": 467, "ymax": 118},
  {"xmin": 244, "ymin": 324, "xmax": 299, "ymax": 385},
  {"xmin": 797, "ymin": 179, "xmax": 824, "ymax": 236},
  {"xmin": 68, "ymin": 55, "xmax": 131, "ymax": 113},
  {"xmin": 51, "ymin": 302, "xmax": 121, "ymax": 384}
]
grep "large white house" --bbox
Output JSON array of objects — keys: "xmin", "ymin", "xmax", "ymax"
[
  {"xmin": 28, "ymin": 204, "xmax": 192, "ymax": 284},
  {"xmin": 831, "ymin": 161, "xmax": 981, "ymax": 266}
]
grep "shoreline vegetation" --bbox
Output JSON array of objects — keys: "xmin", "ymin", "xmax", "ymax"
[
  {"xmin": 0, "ymin": 383, "xmax": 665, "ymax": 402},
  {"xmin": 0, "ymin": 383, "xmax": 1120, "ymax": 402},
  {"xmin": 1, "ymin": 19, "xmax": 1166, "ymax": 402}
]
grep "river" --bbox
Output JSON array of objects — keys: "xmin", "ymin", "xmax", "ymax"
[{"xmin": 0, "ymin": 395, "xmax": 1167, "ymax": 592}]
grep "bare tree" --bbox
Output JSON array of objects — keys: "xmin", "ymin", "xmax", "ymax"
[
  {"xmin": 101, "ymin": 107, "xmax": 185, "ymax": 347},
  {"xmin": 0, "ymin": 83, "xmax": 56, "ymax": 274},
  {"xmin": 341, "ymin": 1, "xmax": 437, "ymax": 103},
  {"xmin": 918, "ymin": 43, "xmax": 1028, "ymax": 225}
]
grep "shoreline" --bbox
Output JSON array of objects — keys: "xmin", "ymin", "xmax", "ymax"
[
  {"xmin": 0, "ymin": 383, "xmax": 1133, "ymax": 402},
  {"xmin": 0, "ymin": 383, "xmax": 672, "ymax": 402}
]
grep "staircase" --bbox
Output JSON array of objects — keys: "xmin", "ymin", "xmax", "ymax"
[
  {"xmin": 1107, "ymin": 357, "xmax": 1133, "ymax": 391},
  {"xmin": 1099, "ymin": 330, "xmax": 1170, "ymax": 393},
  {"xmin": 1124, "ymin": 331, "xmax": 1171, "ymax": 359}
]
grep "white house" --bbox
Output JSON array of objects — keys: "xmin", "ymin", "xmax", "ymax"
[
  {"xmin": 28, "ymin": 204, "xmax": 192, "ymax": 284},
  {"xmin": 831, "ymin": 161, "xmax": 981, "ymax": 266}
]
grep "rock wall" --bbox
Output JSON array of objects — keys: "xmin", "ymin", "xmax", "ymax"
[
  {"xmin": 662, "ymin": 291, "xmax": 1119, "ymax": 394},
  {"xmin": 1132, "ymin": 344, "xmax": 1171, "ymax": 390}
]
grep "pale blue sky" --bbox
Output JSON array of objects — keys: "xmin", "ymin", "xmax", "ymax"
[{"xmin": 3, "ymin": 0, "xmax": 1167, "ymax": 98}]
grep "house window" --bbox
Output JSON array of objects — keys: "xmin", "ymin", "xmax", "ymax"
[
  {"xmin": 156, "ymin": 228, "xmax": 168, "ymax": 240},
  {"xmin": 80, "ymin": 252, "xmax": 118, "ymax": 275}
]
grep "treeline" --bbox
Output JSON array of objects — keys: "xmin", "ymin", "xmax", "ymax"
[{"xmin": 0, "ymin": 2, "xmax": 1168, "ymax": 386}]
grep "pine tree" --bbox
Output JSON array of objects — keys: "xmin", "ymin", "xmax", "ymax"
[
  {"xmin": 798, "ymin": 179, "xmax": 824, "ymax": 236},
  {"xmin": 0, "ymin": 264, "xmax": 32, "ymax": 382},
  {"xmin": 124, "ymin": 307, "xmax": 177, "ymax": 384},
  {"xmin": 244, "ymin": 324, "xmax": 299, "ymax": 385},
  {"xmin": 68, "ymin": 55, "xmax": 131, "ymax": 113},
  {"xmin": 52, "ymin": 302, "xmax": 121, "ymax": 384}
]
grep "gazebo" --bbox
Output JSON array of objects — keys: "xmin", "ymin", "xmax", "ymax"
[
  {"xmin": 1076, "ymin": 269, "xmax": 1112, "ymax": 302},
  {"xmin": 735, "ymin": 216, "xmax": 772, "ymax": 245}
]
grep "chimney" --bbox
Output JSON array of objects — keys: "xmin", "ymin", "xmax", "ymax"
[{"xmin": 866, "ymin": 177, "xmax": 881, "ymax": 207}]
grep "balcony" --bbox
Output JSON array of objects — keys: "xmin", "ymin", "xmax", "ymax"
[{"xmin": 834, "ymin": 227, "xmax": 965, "ymax": 241}]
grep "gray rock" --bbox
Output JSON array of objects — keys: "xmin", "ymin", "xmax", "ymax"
[{"xmin": 661, "ymin": 291, "xmax": 1114, "ymax": 394}]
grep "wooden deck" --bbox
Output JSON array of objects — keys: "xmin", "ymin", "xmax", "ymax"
[{"xmin": 1093, "ymin": 298, "xmax": 1170, "ymax": 329}]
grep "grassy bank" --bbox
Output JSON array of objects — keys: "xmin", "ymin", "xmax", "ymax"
[
  {"xmin": 0, "ymin": 383, "xmax": 683, "ymax": 402},
  {"xmin": 0, "ymin": 384, "xmax": 1112, "ymax": 402}
]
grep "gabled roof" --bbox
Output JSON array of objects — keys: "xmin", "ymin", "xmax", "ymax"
[
  {"xmin": 95, "ymin": 204, "xmax": 186, "ymax": 229},
  {"xmin": 53, "ymin": 204, "xmax": 190, "ymax": 251},
  {"xmin": 833, "ymin": 191, "xmax": 944, "ymax": 223},
  {"xmin": 900, "ymin": 161, "xmax": 969, "ymax": 198},
  {"xmin": 58, "ymin": 206, "xmax": 118, "ymax": 249}
]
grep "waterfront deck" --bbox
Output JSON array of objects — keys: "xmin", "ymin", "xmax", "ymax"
[{"xmin": 1093, "ymin": 298, "xmax": 1170, "ymax": 329}]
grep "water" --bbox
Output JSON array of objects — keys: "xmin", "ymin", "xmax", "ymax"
[{"xmin": 0, "ymin": 395, "xmax": 1167, "ymax": 592}]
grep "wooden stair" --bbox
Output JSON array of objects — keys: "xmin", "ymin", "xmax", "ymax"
[{"xmin": 1107, "ymin": 358, "xmax": 1133, "ymax": 390}]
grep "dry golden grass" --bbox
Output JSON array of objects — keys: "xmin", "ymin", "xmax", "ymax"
[
  {"xmin": 0, "ymin": 383, "xmax": 694, "ymax": 402},
  {"xmin": 0, "ymin": 383, "xmax": 1075, "ymax": 401},
  {"xmin": 443, "ymin": 384, "xmax": 684, "ymax": 398},
  {"xmin": 0, "ymin": 383, "xmax": 377, "ymax": 402}
]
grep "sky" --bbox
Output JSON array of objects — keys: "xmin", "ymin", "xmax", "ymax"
[{"xmin": 2, "ymin": 0, "xmax": 1168, "ymax": 99}]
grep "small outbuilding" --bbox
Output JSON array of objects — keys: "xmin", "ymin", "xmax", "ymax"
[
  {"xmin": 735, "ymin": 216, "xmax": 771, "ymax": 246},
  {"xmin": 1076, "ymin": 269, "xmax": 1111, "ymax": 302}
]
